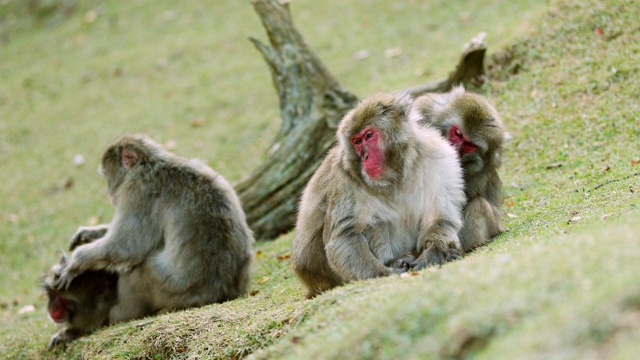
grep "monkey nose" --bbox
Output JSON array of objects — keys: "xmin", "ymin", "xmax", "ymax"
[{"xmin": 362, "ymin": 153, "xmax": 368, "ymax": 161}]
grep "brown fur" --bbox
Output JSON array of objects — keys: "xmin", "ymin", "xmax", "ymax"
[
  {"xmin": 414, "ymin": 86, "xmax": 509, "ymax": 252},
  {"xmin": 291, "ymin": 93, "xmax": 465, "ymax": 298}
]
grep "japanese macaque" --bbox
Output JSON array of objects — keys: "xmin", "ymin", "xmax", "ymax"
[
  {"xmin": 54, "ymin": 134, "xmax": 254, "ymax": 323},
  {"xmin": 43, "ymin": 253, "xmax": 117, "ymax": 349},
  {"xmin": 291, "ymin": 93, "xmax": 465, "ymax": 298},
  {"xmin": 414, "ymin": 86, "xmax": 509, "ymax": 252}
]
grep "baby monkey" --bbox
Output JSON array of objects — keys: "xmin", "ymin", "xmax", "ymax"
[
  {"xmin": 43, "ymin": 253, "xmax": 117, "ymax": 349},
  {"xmin": 414, "ymin": 86, "xmax": 509, "ymax": 252}
]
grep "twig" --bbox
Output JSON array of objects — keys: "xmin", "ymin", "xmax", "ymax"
[{"xmin": 590, "ymin": 172, "xmax": 640, "ymax": 191}]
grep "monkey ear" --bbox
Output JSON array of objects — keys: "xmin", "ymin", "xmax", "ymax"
[
  {"xmin": 121, "ymin": 148, "xmax": 140, "ymax": 169},
  {"xmin": 59, "ymin": 250, "xmax": 68, "ymax": 265}
]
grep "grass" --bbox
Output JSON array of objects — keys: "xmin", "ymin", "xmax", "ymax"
[{"xmin": 1, "ymin": 0, "xmax": 639, "ymax": 358}]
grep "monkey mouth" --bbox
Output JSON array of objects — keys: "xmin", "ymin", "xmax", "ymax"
[{"xmin": 365, "ymin": 166, "xmax": 384, "ymax": 179}]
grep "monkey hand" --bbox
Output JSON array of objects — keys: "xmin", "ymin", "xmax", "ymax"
[
  {"xmin": 412, "ymin": 242, "xmax": 461, "ymax": 271},
  {"xmin": 69, "ymin": 225, "xmax": 108, "ymax": 250},
  {"xmin": 47, "ymin": 332, "xmax": 66, "ymax": 350},
  {"xmin": 53, "ymin": 265, "xmax": 77, "ymax": 290},
  {"xmin": 387, "ymin": 252, "xmax": 416, "ymax": 272}
]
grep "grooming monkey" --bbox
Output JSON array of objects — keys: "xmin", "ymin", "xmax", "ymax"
[
  {"xmin": 414, "ymin": 86, "xmax": 509, "ymax": 252},
  {"xmin": 291, "ymin": 93, "xmax": 465, "ymax": 298},
  {"xmin": 54, "ymin": 134, "xmax": 254, "ymax": 324},
  {"xmin": 43, "ymin": 253, "xmax": 117, "ymax": 349}
]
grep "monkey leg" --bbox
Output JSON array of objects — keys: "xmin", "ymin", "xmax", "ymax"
[
  {"xmin": 109, "ymin": 271, "xmax": 154, "ymax": 324},
  {"xmin": 459, "ymin": 197, "xmax": 501, "ymax": 253},
  {"xmin": 294, "ymin": 264, "xmax": 344, "ymax": 299},
  {"xmin": 413, "ymin": 219, "xmax": 462, "ymax": 270}
]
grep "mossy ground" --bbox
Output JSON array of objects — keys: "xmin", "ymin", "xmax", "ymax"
[{"xmin": 1, "ymin": 0, "xmax": 638, "ymax": 358}]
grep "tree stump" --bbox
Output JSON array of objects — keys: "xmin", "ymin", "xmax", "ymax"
[{"xmin": 236, "ymin": 0, "xmax": 488, "ymax": 240}]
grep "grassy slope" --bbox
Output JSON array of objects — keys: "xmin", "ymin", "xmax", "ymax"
[{"xmin": 2, "ymin": 0, "xmax": 639, "ymax": 358}]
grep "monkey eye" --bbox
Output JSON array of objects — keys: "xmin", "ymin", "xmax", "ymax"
[
  {"xmin": 455, "ymin": 128, "xmax": 463, "ymax": 137},
  {"xmin": 352, "ymin": 138, "xmax": 362, "ymax": 145},
  {"xmin": 364, "ymin": 131, "xmax": 374, "ymax": 140}
]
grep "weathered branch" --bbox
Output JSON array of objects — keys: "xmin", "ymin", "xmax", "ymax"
[
  {"xmin": 400, "ymin": 32, "xmax": 488, "ymax": 97},
  {"xmin": 236, "ymin": 0, "xmax": 488, "ymax": 240},
  {"xmin": 236, "ymin": 0, "xmax": 358, "ymax": 240}
]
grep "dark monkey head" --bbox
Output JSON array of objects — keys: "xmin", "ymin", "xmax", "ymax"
[
  {"xmin": 45, "ymin": 256, "xmax": 74, "ymax": 324},
  {"xmin": 417, "ymin": 87, "xmax": 509, "ymax": 176},
  {"xmin": 337, "ymin": 92, "xmax": 417, "ymax": 188}
]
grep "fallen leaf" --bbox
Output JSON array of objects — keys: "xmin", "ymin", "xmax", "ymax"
[
  {"xmin": 290, "ymin": 336, "xmax": 303, "ymax": 344},
  {"xmin": 190, "ymin": 117, "xmax": 204, "ymax": 127},
  {"xmin": 507, "ymin": 213, "xmax": 517, "ymax": 218},
  {"xmin": 258, "ymin": 276, "xmax": 270, "ymax": 284},
  {"xmin": 594, "ymin": 27, "xmax": 603, "ymax": 35},
  {"xmin": 384, "ymin": 47, "xmax": 402, "ymax": 58},
  {"xmin": 45, "ymin": 177, "xmax": 74, "ymax": 195},
  {"xmin": 276, "ymin": 254, "xmax": 291, "ymax": 260},
  {"xmin": 601, "ymin": 213, "xmax": 613, "ymax": 220},
  {"xmin": 506, "ymin": 201, "xmax": 515, "ymax": 207},
  {"xmin": 602, "ymin": 165, "xmax": 611, "ymax": 172},
  {"xmin": 84, "ymin": 10, "xmax": 98, "ymax": 23},
  {"xmin": 546, "ymin": 162, "xmax": 563, "ymax": 169},
  {"xmin": 249, "ymin": 289, "xmax": 260, "ymax": 296},
  {"xmin": 63, "ymin": 178, "xmax": 74, "ymax": 190},
  {"xmin": 353, "ymin": 50, "xmax": 370, "ymax": 61},
  {"xmin": 18, "ymin": 305, "xmax": 35, "ymax": 314},
  {"xmin": 255, "ymin": 250, "xmax": 263, "ymax": 258},
  {"xmin": 632, "ymin": 159, "xmax": 640, "ymax": 166},
  {"xmin": 568, "ymin": 216, "xmax": 581, "ymax": 224}
]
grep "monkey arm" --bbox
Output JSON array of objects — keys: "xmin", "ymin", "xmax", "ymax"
[
  {"xmin": 325, "ymin": 234, "xmax": 399, "ymax": 281},
  {"xmin": 55, "ymin": 212, "xmax": 158, "ymax": 290},
  {"xmin": 324, "ymin": 208, "xmax": 398, "ymax": 281},
  {"xmin": 459, "ymin": 197, "xmax": 503, "ymax": 252},
  {"xmin": 69, "ymin": 224, "xmax": 110, "ymax": 250}
]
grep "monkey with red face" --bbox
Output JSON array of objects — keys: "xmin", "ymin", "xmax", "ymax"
[
  {"xmin": 43, "ymin": 253, "xmax": 117, "ymax": 349},
  {"xmin": 415, "ymin": 86, "xmax": 509, "ymax": 252},
  {"xmin": 291, "ymin": 92, "xmax": 465, "ymax": 298}
]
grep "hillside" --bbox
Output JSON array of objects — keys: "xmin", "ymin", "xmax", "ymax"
[{"xmin": 1, "ymin": 0, "xmax": 638, "ymax": 358}]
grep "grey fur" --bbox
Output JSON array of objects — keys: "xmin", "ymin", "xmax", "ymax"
[
  {"xmin": 54, "ymin": 134, "xmax": 254, "ymax": 323},
  {"xmin": 291, "ymin": 93, "xmax": 465, "ymax": 298}
]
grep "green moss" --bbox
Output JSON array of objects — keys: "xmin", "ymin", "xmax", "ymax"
[{"xmin": 3, "ymin": 0, "xmax": 640, "ymax": 358}]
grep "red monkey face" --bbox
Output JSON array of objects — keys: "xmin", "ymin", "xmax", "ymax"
[
  {"xmin": 449, "ymin": 125, "xmax": 479, "ymax": 157},
  {"xmin": 351, "ymin": 126, "xmax": 384, "ymax": 179},
  {"xmin": 48, "ymin": 292, "xmax": 71, "ymax": 323}
]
